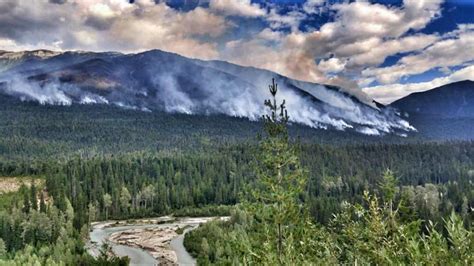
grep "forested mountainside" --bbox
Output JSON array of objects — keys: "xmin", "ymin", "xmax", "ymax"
[
  {"xmin": 0, "ymin": 49, "xmax": 412, "ymax": 136},
  {"xmin": 1, "ymin": 91, "xmax": 474, "ymax": 165},
  {"xmin": 389, "ymin": 80, "xmax": 474, "ymax": 140},
  {"xmin": 0, "ymin": 93, "xmax": 414, "ymax": 161},
  {"xmin": 391, "ymin": 80, "xmax": 474, "ymax": 117},
  {"xmin": 0, "ymin": 88, "xmax": 473, "ymax": 264}
]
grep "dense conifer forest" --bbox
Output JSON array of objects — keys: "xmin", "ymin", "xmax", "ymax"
[{"xmin": 0, "ymin": 89, "xmax": 473, "ymax": 264}]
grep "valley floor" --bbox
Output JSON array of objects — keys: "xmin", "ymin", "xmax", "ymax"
[{"xmin": 88, "ymin": 216, "xmax": 227, "ymax": 265}]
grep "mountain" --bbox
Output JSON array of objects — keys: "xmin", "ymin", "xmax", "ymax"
[
  {"xmin": 390, "ymin": 80, "xmax": 474, "ymax": 140},
  {"xmin": 0, "ymin": 49, "xmax": 413, "ymax": 136},
  {"xmin": 391, "ymin": 80, "xmax": 474, "ymax": 117}
]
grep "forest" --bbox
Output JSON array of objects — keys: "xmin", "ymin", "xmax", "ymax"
[{"xmin": 0, "ymin": 86, "xmax": 473, "ymax": 264}]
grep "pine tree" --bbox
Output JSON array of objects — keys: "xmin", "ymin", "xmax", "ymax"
[
  {"xmin": 103, "ymin": 193, "xmax": 112, "ymax": 220},
  {"xmin": 30, "ymin": 180, "xmax": 38, "ymax": 211},
  {"xmin": 379, "ymin": 169, "xmax": 397, "ymax": 216},
  {"xmin": 119, "ymin": 186, "xmax": 131, "ymax": 214},
  {"xmin": 88, "ymin": 202, "xmax": 97, "ymax": 224},
  {"xmin": 0, "ymin": 238, "xmax": 5, "ymax": 258},
  {"xmin": 39, "ymin": 191, "xmax": 47, "ymax": 213},
  {"xmin": 249, "ymin": 78, "xmax": 309, "ymax": 263},
  {"xmin": 22, "ymin": 186, "xmax": 31, "ymax": 214}
]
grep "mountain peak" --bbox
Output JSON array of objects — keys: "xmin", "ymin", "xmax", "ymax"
[
  {"xmin": 449, "ymin": 79, "xmax": 474, "ymax": 86},
  {"xmin": 0, "ymin": 49, "xmax": 61, "ymax": 60},
  {"xmin": 391, "ymin": 80, "xmax": 474, "ymax": 117}
]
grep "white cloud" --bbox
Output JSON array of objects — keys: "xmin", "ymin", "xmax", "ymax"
[
  {"xmin": 303, "ymin": 0, "xmax": 326, "ymax": 14},
  {"xmin": 220, "ymin": 0, "xmax": 443, "ymax": 91},
  {"xmin": 0, "ymin": 0, "xmax": 228, "ymax": 59},
  {"xmin": 0, "ymin": 38, "xmax": 18, "ymax": 50},
  {"xmin": 267, "ymin": 8, "xmax": 307, "ymax": 30},
  {"xmin": 347, "ymin": 34, "xmax": 439, "ymax": 69},
  {"xmin": 209, "ymin": 0, "xmax": 266, "ymax": 17},
  {"xmin": 105, "ymin": 4, "xmax": 228, "ymax": 58},
  {"xmin": 0, "ymin": 37, "xmax": 62, "ymax": 51},
  {"xmin": 318, "ymin": 57, "xmax": 346, "ymax": 73},
  {"xmin": 363, "ymin": 24, "xmax": 474, "ymax": 84},
  {"xmin": 256, "ymin": 28, "xmax": 283, "ymax": 41},
  {"xmin": 363, "ymin": 65, "xmax": 474, "ymax": 104},
  {"xmin": 317, "ymin": 0, "xmax": 442, "ymax": 43}
]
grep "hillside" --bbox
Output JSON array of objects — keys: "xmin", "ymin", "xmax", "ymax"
[
  {"xmin": 391, "ymin": 80, "xmax": 474, "ymax": 117},
  {"xmin": 0, "ymin": 93, "xmax": 409, "ymax": 160},
  {"xmin": 0, "ymin": 49, "xmax": 412, "ymax": 136},
  {"xmin": 390, "ymin": 80, "xmax": 474, "ymax": 139}
]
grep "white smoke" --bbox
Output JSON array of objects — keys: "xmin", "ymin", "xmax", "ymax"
[
  {"xmin": 3, "ymin": 78, "xmax": 72, "ymax": 105},
  {"xmin": 154, "ymin": 74, "xmax": 195, "ymax": 114},
  {"xmin": 80, "ymin": 94, "xmax": 109, "ymax": 104},
  {"xmin": 357, "ymin": 127, "xmax": 380, "ymax": 136},
  {"xmin": 0, "ymin": 50, "xmax": 416, "ymax": 136}
]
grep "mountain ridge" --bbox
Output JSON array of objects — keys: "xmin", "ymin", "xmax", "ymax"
[
  {"xmin": 0, "ymin": 49, "xmax": 413, "ymax": 135},
  {"xmin": 391, "ymin": 80, "xmax": 474, "ymax": 117}
]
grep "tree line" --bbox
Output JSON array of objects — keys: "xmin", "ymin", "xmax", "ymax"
[{"xmin": 0, "ymin": 139, "xmax": 472, "ymax": 232}]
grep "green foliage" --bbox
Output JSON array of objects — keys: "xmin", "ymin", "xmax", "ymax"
[
  {"xmin": 95, "ymin": 242, "xmax": 130, "ymax": 266},
  {"xmin": 379, "ymin": 169, "xmax": 397, "ymax": 204},
  {"xmin": 103, "ymin": 193, "xmax": 112, "ymax": 220},
  {"xmin": 237, "ymin": 78, "xmax": 313, "ymax": 264},
  {"xmin": 329, "ymin": 191, "xmax": 473, "ymax": 264},
  {"xmin": 119, "ymin": 186, "xmax": 131, "ymax": 214},
  {"xmin": 187, "ymin": 188, "xmax": 473, "ymax": 264},
  {"xmin": 173, "ymin": 205, "xmax": 232, "ymax": 217},
  {"xmin": 0, "ymin": 184, "xmax": 128, "ymax": 265},
  {"xmin": 184, "ymin": 79, "xmax": 474, "ymax": 265},
  {"xmin": 0, "ymin": 191, "xmax": 22, "ymax": 213},
  {"xmin": 30, "ymin": 180, "xmax": 38, "ymax": 212},
  {"xmin": 2, "ymin": 140, "xmax": 473, "ymax": 229},
  {"xmin": 0, "ymin": 239, "xmax": 5, "ymax": 259}
]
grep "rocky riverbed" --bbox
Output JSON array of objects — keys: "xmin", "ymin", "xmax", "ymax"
[
  {"xmin": 109, "ymin": 226, "xmax": 180, "ymax": 264},
  {"xmin": 88, "ymin": 216, "xmax": 227, "ymax": 265}
]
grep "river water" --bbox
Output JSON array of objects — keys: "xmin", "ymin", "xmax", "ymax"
[{"xmin": 88, "ymin": 217, "xmax": 222, "ymax": 266}]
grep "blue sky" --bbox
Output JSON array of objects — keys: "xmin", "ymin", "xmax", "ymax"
[{"xmin": 0, "ymin": 0, "xmax": 473, "ymax": 103}]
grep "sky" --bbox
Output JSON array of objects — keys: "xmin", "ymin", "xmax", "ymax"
[{"xmin": 0, "ymin": 0, "xmax": 473, "ymax": 104}]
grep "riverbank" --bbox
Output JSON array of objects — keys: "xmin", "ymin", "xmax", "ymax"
[
  {"xmin": 88, "ymin": 216, "xmax": 227, "ymax": 265},
  {"xmin": 109, "ymin": 226, "xmax": 179, "ymax": 264}
]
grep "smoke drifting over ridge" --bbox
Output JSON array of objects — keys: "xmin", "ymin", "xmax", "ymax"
[{"xmin": 0, "ymin": 49, "xmax": 414, "ymax": 136}]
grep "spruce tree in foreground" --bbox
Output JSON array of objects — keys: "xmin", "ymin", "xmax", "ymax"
[{"xmin": 240, "ymin": 78, "xmax": 316, "ymax": 264}]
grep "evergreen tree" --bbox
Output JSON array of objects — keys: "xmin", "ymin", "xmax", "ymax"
[
  {"xmin": 30, "ymin": 180, "xmax": 38, "ymax": 211},
  {"xmin": 39, "ymin": 191, "xmax": 47, "ymax": 213},
  {"xmin": 239, "ymin": 79, "xmax": 313, "ymax": 264},
  {"xmin": 22, "ymin": 187, "xmax": 31, "ymax": 214},
  {"xmin": 88, "ymin": 202, "xmax": 97, "ymax": 224},
  {"xmin": 378, "ymin": 169, "xmax": 397, "ymax": 216},
  {"xmin": 103, "ymin": 193, "xmax": 112, "ymax": 220},
  {"xmin": 0, "ymin": 238, "xmax": 5, "ymax": 259},
  {"xmin": 119, "ymin": 187, "xmax": 131, "ymax": 214}
]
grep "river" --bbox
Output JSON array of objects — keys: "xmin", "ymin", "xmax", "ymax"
[{"xmin": 88, "ymin": 217, "xmax": 223, "ymax": 266}]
